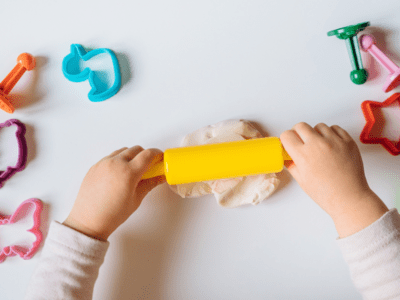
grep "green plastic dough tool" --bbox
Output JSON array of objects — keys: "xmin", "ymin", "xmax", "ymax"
[{"xmin": 328, "ymin": 22, "xmax": 370, "ymax": 85}]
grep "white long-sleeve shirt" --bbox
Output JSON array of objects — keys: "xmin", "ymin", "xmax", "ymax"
[
  {"xmin": 24, "ymin": 221, "xmax": 109, "ymax": 300},
  {"xmin": 336, "ymin": 208, "xmax": 400, "ymax": 299},
  {"xmin": 25, "ymin": 209, "xmax": 400, "ymax": 300}
]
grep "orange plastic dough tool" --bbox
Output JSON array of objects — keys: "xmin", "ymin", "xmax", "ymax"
[
  {"xmin": 0, "ymin": 53, "xmax": 36, "ymax": 114},
  {"xmin": 142, "ymin": 137, "xmax": 292, "ymax": 185}
]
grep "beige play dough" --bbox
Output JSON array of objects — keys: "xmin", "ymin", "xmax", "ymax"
[{"xmin": 168, "ymin": 120, "xmax": 280, "ymax": 208}]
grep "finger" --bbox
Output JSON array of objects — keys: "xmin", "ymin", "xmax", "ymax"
[
  {"xmin": 292, "ymin": 122, "xmax": 319, "ymax": 143},
  {"xmin": 314, "ymin": 123, "xmax": 337, "ymax": 139},
  {"xmin": 280, "ymin": 130, "xmax": 303, "ymax": 147},
  {"xmin": 136, "ymin": 175, "xmax": 166, "ymax": 200},
  {"xmin": 331, "ymin": 125, "xmax": 353, "ymax": 141},
  {"xmin": 119, "ymin": 146, "xmax": 144, "ymax": 161},
  {"xmin": 129, "ymin": 148, "xmax": 164, "ymax": 176},
  {"xmin": 280, "ymin": 130, "xmax": 303, "ymax": 162},
  {"xmin": 101, "ymin": 147, "xmax": 128, "ymax": 161}
]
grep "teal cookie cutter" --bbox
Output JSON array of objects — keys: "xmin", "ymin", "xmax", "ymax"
[{"xmin": 62, "ymin": 44, "xmax": 121, "ymax": 102}]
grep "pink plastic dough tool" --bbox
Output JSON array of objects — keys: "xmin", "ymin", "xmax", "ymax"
[
  {"xmin": 0, "ymin": 119, "xmax": 28, "ymax": 188},
  {"xmin": 360, "ymin": 34, "xmax": 400, "ymax": 92},
  {"xmin": 0, "ymin": 198, "xmax": 43, "ymax": 263}
]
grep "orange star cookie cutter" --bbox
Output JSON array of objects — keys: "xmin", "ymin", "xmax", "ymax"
[{"xmin": 360, "ymin": 93, "xmax": 400, "ymax": 155}]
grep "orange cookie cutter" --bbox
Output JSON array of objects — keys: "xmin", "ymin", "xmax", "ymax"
[
  {"xmin": 360, "ymin": 93, "xmax": 400, "ymax": 155},
  {"xmin": 0, "ymin": 53, "xmax": 36, "ymax": 114}
]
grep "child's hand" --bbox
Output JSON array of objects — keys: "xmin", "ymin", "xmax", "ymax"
[
  {"xmin": 63, "ymin": 147, "xmax": 166, "ymax": 241},
  {"xmin": 280, "ymin": 122, "xmax": 388, "ymax": 238}
]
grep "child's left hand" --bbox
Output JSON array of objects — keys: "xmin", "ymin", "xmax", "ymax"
[{"xmin": 63, "ymin": 146, "xmax": 166, "ymax": 241}]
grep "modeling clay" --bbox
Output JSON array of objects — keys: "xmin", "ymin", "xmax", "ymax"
[
  {"xmin": 0, "ymin": 53, "xmax": 36, "ymax": 113},
  {"xmin": 62, "ymin": 44, "xmax": 121, "ymax": 102},
  {"xmin": 0, "ymin": 198, "xmax": 43, "ymax": 263},
  {"xmin": 360, "ymin": 34, "xmax": 400, "ymax": 92},
  {"xmin": 327, "ymin": 22, "xmax": 370, "ymax": 85},
  {"xmin": 167, "ymin": 120, "xmax": 280, "ymax": 208},
  {"xmin": 0, "ymin": 119, "xmax": 27, "ymax": 188},
  {"xmin": 360, "ymin": 93, "xmax": 400, "ymax": 155}
]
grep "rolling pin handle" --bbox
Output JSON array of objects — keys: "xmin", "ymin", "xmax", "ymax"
[
  {"xmin": 142, "ymin": 160, "xmax": 165, "ymax": 180},
  {"xmin": 282, "ymin": 147, "xmax": 292, "ymax": 161}
]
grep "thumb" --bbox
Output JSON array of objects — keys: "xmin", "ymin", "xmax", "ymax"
[{"xmin": 136, "ymin": 175, "xmax": 166, "ymax": 200}]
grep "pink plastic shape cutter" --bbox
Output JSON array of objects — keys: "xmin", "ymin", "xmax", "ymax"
[
  {"xmin": 0, "ymin": 198, "xmax": 43, "ymax": 263},
  {"xmin": 360, "ymin": 93, "xmax": 400, "ymax": 155},
  {"xmin": 360, "ymin": 34, "xmax": 400, "ymax": 92},
  {"xmin": 0, "ymin": 119, "xmax": 28, "ymax": 188}
]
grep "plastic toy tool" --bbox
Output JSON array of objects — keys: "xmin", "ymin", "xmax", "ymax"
[
  {"xmin": 62, "ymin": 44, "xmax": 121, "ymax": 102},
  {"xmin": 360, "ymin": 34, "xmax": 400, "ymax": 92},
  {"xmin": 0, "ymin": 119, "xmax": 28, "ymax": 188},
  {"xmin": 360, "ymin": 93, "xmax": 400, "ymax": 155},
  {"xmin": 142, "ymin": 137, "xmax": 292, "ymax": 185},
  {"xmin": 0, "ymin": 198, "xmax": 43, "ymax": 263},
  {"xmin": 0, "ymin": 53, "xmax": 36, "ymax": 113},
  {"xmin": 328, "ymin": 22, "xmax": 370, "ymax": 85}
]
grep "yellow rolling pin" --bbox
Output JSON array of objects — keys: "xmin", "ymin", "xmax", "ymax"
[{"xmin": 142, "ymin": 137, "xmax": 291, "ymax": 185}]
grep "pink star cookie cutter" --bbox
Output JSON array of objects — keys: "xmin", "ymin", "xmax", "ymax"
[
  {"xmin": 0, "ymin": 198, "xmax": 43, "ymax": 263},
  {"xmin": 360, "ymin": 93, "xmax": 400, "ymax": 155},
  {"xmin": 0, "ymin": 119, "xmax": 28, "ymax": 188}
]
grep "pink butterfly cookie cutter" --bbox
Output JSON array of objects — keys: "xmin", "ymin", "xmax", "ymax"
[
  {"xmin": 0, "ymin": 119, "xmax": 28, "ymax": 188},
  {"xmin": 0, "ymin": 198, "xmax": 43, "ymax": 263}
]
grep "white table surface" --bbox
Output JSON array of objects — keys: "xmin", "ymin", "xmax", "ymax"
[{"xmin": 1, "ymin": 0, "xmax": 400, "ymax": 299}]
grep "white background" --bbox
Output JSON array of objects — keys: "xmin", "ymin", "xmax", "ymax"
[{"xmin": 1, "ymin": 0, "xmax": 400, "ymax": 299}]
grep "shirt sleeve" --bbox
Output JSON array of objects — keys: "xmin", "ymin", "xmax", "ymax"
[
  {"xmin": 24, "ymin": 221, "xmax": 109, "ymax": 300},
  {"xmin": 336, "ymin": 208, "xmax": 400, "ymax": 300}
]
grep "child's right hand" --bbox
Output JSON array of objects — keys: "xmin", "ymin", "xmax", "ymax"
[{"xmin": 280, "ymin": 122, "xmax": 389, "ymax": 238}]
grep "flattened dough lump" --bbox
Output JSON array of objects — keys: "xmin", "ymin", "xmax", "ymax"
[{"xmin": 168, "ymin": 119, "xmax": 280, "ymax": 208}]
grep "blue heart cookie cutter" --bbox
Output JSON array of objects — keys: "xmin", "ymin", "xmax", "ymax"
[{"xmin": 62, "ymin": 44, "xmax": 121, "ymax": 102}]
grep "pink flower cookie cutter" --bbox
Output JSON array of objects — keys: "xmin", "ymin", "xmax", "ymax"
[
  {"xmin": 0, "ymin": 119, "xmax": 28, "ymax": 188},
  {"xmin": 0, "ymin": 198, "xmax": 43, "ymax": 263}
]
